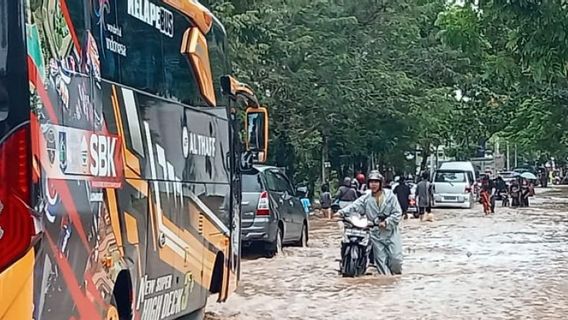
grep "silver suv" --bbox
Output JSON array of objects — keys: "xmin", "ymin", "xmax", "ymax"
[{"xmin": 241, "ymin": 165, "xmax": 309, "ymax": 257}]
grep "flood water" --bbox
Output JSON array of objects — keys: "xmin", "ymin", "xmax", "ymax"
[{"xmin": 206, "ymin": 187, "xmax": 568, "ymax": 320}]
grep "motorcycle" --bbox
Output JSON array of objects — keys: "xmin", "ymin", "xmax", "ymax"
[
  {"xmin": 501, "ymin": 192, "xmax": 510, "ymax": 207},
  {"xmin": 331, "ymin": 199, "xmax": 354, "ymax": 214},
  {"xmin": 339, "ymin": 214, "xmax": 372, "ymax": 277}
]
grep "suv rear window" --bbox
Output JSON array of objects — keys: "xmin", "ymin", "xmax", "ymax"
[
  {"xmin": 435, "ymin": 171, "xmax": 467, "ymax": 183},
  {"xmin": 242, "ymin": 173, "xmax": 263, "ymax": 192}
]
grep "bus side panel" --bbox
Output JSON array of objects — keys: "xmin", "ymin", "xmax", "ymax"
[
  {"xmin": 128, "ymin": 87, "xmax": 233, "ymax": 316},
  {"xmin": 23, "ymin": 0, "xmax": 237, "ymax": 319},
  {"xmin": 0, "ymin": 250, "xmax": 34, "ymax": 319}
]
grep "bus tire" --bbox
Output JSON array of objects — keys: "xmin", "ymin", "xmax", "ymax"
[
  {"xmin": 112, "ymin": 270, "xmax": 133, "ymax": 320},
  {"xmin": 209, "ymin": 252, "xmax": 225, "ymax": 295}
]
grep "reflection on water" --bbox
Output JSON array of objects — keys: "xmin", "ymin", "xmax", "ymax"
[{"xmin": 207, "ymin": 187, "xmax": 568, "ymax": 320}]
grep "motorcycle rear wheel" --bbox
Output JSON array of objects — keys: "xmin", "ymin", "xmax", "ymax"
[{"xmin": 341, "ymin": 244, "xmax": 367, "ymax": 277}]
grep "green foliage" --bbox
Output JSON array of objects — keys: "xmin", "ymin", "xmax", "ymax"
[
  {"xmin": 436, "ymin": 1, "xmax": 568, "ymax": 161},
  {"xmin": 201, "ymin": 0, "xmax": 568, "ymax": 185},
  {"xmin": 203, "ymin": 0, "xmax": 469, "ymax": 183}
]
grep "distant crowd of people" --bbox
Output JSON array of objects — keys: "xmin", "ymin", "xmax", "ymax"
[{"xmin": 320, "ymin": 171, "xmax": 435, "ymax": 221}]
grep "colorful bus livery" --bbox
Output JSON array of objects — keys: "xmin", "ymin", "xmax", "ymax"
[
  {"xmin": 35, "ymin": 123, "xmax": 124, "ymax": 187},
  {"xmin": 0, "ymin": 0, "xmax": 268, "ymax": 319}
]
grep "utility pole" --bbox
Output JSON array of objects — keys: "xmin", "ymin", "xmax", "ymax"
[
  {"xmin": 506, "ymin": 141, "xmax": 510, "ymax": 171},
  {"xmin": 514, "ymin": 144, "xmax": 518, "ymax": 168},
  {"xmin": 321, "ymin": 136, "xmax": 327, "ymax": 185}
]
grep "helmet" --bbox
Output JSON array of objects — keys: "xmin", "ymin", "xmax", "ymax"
[
  {"xmin": 343, "ymin": 177, "xmax": 352, "ymax": 187},
  {"xmin": 351, "ymin": 179, "xmax": 359, "ymax": 189},
  {"xmin": 367, "ymin": 170, "xmax": 384, "ymax": 183},
  {"xmin": 356, "ymin": 174, "xmax": 366, "ymax": 184}
]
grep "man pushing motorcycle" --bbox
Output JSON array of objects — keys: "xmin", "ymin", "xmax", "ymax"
[{"xmin": 338, "ymin": 170, "xmax": 403, "ymax": 275}]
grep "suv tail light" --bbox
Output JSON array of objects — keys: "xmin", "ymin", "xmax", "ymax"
[
  {"xmin": 0, "ymin": 125, "xmax": 34, "ymax": 272},
  {"xmin": 256, "ymin": 191, "xmax": 270, "ymax": 216},
  {"xmin": 409, "ymin": 198, "xmax": 416, "ymax": 206}
]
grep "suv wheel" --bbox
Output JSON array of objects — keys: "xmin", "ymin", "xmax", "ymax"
[
  {"xmin": 265, "ymin": 226, "xmax": 283, "ymax": 258},
  {"xmin": 294, "ymin": 222, "xmax": 308, "ymax": 247}
]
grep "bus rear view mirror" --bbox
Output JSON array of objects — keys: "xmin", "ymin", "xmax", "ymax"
[{"xmin": 245, "ymin": 107, "xmax": 269, "ymax": 163}]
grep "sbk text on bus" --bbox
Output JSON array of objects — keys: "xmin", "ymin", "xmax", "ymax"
[{"xmin": 90, "ymin": 134, "xmax": 118, "ymax": 178}]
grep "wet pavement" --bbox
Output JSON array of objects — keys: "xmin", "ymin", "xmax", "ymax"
[{"xmin": 206, "ymin": 187, "xmax": 568, "ymax": 320}]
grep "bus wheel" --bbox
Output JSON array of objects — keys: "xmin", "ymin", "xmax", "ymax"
[{"xmin": 112, "ymin": 270, "xmax": 133, "ymax": 320}]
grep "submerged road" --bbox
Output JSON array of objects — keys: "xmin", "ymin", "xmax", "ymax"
[{"xmin": 207, "ymin": 187, "xmax": 568, "ymax": 320}]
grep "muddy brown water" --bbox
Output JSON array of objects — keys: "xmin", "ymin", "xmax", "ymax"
[{"xmin": 206, "ymin": 187, "xmax": 568, "ymax": 320}]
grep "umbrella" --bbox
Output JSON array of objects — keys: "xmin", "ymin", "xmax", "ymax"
[{"xmin": 521, "ymin": 172, "xmax": 537, "ymax": 180}]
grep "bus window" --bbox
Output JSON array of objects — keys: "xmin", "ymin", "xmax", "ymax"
[
  {"xmin": 207, "ymin": 21, "xmax": 230, "ymax": 107},
  {"xmin": 0, "ymin": 0, "xmax": 8, "ymax": 121},
  {"xmin": 118, "ymin": 0, "xmax": 165, "ymax": 97},
  {"xmin": 162, "ymin": 13, "xmax": 204, "ymax": 106}
]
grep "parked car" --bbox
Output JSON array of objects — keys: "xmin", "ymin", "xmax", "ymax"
[
  {"xmin": 498, "ymin": 171, "xmax": 517, "ymax": 186},
  {"xmin": 439, "ymin": 161, "xmax": 478, "ymax": 200},
  {"xmin": 432, "ymin": 169, "xmax": 475, "ymax": 209},
  {"xmin": 513, "ymin": 166, "xmax": 539, "ymax": 186},
  {"xmin": 241, "ymin": 165, "xmax": 309, "ymax": 257}
]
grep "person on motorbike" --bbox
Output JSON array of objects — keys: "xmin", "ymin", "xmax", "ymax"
[
  {"xmin": 338, "ymin": 170, "xmax": 403, "ymax": 275},
  {"xmin": 356, "ymin": 173, "xmax": 367, "ymax": 194},
  {"xmin": 520, "ymin": 177, "xmax": 532, "ymax": 207},
  {"xmin": 480, "ymin": 174, "xmax": 496, "ymax": 214},
  {"xmin": 494, "ymin": 176, "xmax": 508, "ymax": 204},
  {"xmin": 335, "ymin": 177, "xmax": 359, "ymax": 209},
  {"xmin": 351, "ymin": 179, "xmax": 362, "ymax": 197},
  {"xmin": 509, "ymin": 178, "xmax": 521, "ymax": 207}
]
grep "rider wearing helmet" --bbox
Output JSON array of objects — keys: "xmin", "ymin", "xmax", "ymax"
[
  {"xmin": 355, "ymin": 173, "xmax": 368, "ymax": 195},
  {"xmin": 335, "ymin": 177, "xmax": 358, "ymax": 209},
  {"xmin": 338, "ymin": 170, "xmax": 403, "ymax": 275}
]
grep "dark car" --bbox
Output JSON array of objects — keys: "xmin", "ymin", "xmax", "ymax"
[
  {"xmin": 513, "ymin": 166, "xmax": 539, "ymax": 186},
  {"xmin": 498, "ymin": 171, "xmax": 518, "ymax": 186},
  {"xmin": 241, "ymin": 165, "xmax": 309, "ymax": 257}
]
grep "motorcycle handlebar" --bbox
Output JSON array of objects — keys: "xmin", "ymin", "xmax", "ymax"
[{"xmin": 341, "ymin": 217, "xmax": 384, "ymax": 229}]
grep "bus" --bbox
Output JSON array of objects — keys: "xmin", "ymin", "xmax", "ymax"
[{"xmin": 0, "ymin": 0, "xmax": 269, "ymax": 319}]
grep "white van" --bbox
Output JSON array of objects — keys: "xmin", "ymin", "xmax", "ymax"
[
  {"xmin": 432, "ymin": 169, "xmax": 475, "ymax": 209},
  {"xmin": 439, "ymin": 161, "xmax": 479, "ymax": 196},
  {"xmin": 438, "ymin": 161, "xmax": 478, "ymax": 183}
]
